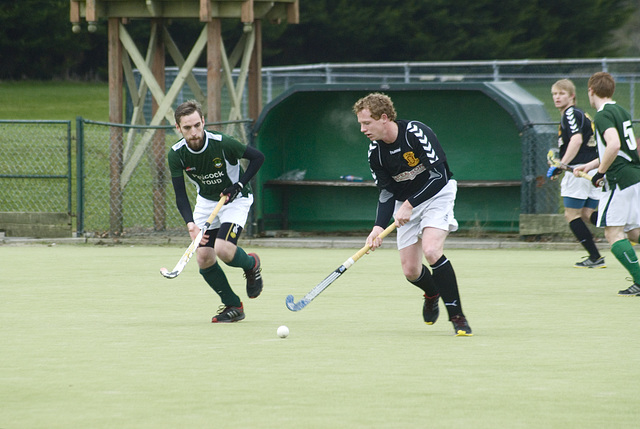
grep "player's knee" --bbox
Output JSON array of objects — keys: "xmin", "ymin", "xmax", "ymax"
[
  {"xmin": 422, "ymin": 247, "xmax": 443, "ymax": 266},
  {"xmin": 214, "ymin": 241, "xmax": 236, "ymax": 263}
]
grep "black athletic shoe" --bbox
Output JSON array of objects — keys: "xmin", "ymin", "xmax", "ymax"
[
  {"xmin": 574, "ymin": 256, "xmax": 606, "ymax": 268},
  {"xmin": 211, "ymin": 303, "xmax": 245, "ymax": 323},
  {"xmin": 451, "ymin": 314, "xmax": 473, "ymax": 336},
  {"xmin": 423, "ymin": 293, "xmax": 440, "ymax": 325},
  {"xmin": 618, "ymin": 283, "xmax": 640, "ymax": 296},
  {"xmin": 244, "ymin": 253, "xmax": 263, "ymax": 299}
]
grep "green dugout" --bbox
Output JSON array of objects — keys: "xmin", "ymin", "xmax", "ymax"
[{"xmin": 251, "ymin": 82, "xmax": 555, "ymax": 233}]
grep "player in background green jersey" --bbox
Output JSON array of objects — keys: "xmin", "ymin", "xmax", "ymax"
[
  {"xmin": 575, "ymin": 72, "xmax": 640, "ymax": 296},
  {"xmin": 169, "ymin": 100, "xmax": 265, "ymax": 321}
]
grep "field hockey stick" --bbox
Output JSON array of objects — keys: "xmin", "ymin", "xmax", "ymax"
[
  {"xmin": 546, "ymin": 149, "xmax": 592, "ymax": 180},
  {"xmin": 285, "ymin": 223, "xmax": 397, "ymax": 311},
  {"xmin": 160, "ymin": 196, "xmax": 228, "ymax": 279}
]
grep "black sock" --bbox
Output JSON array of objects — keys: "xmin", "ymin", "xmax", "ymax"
[
  {"xmin": 430, "ymin": 255, "xmax": 463, "ymax": 319},
  {"xmin": 409, "ymin": 265, "xmax": 438, "ymax": 296},
  {"xmin": 590, "ymin": 211, "xmax": 599, "ymax": 226},
  {"xmin": 569, "ymin": 218, "xmax": 601, "ymax": 261}
]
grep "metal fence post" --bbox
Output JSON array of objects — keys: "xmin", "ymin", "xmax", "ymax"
[{"xmin": 76, "ymin": 116, "xmax": 85, "ymax": 235}]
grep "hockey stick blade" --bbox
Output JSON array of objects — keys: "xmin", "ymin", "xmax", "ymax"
[
  {"xmin": 285, "ymin": 268, "xmax": 345, "ymax": 311},
  {"xmin": 160, "ymin": 231, "xmax": 202, "ymax": 279},
  {"xmin": 546, "ymin": 149, "xmax": 592, "ymax": 180},
  {"xmin": 285, "ymin": 223, "xmax": 396, "ymax": 312},
  {"xmin": 160, "ymin": 196, "xmax": 227, "ymax": 279}
]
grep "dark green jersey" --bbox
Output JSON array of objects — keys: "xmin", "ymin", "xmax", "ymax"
[
  {"xmin": 168, "ymin": 130, "xmax": 252, "ymax": 200},
  {"xmin": 594, "ymin": 102, "xmax": 640, "ymax": 189}
]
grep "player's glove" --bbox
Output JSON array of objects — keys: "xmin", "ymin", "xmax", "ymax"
[
  {"xmin": 591, "ymin": 172, "xmax": 605, "ymax": 188},
  {"xmin": 546, "ymin": 166, "xmax": 562, "ymax": 179},
  {"xmin": 222, "ymin": 182, "xmax": 243, "ymax": 204}
]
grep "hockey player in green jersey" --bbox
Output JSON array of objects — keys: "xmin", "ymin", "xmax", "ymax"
[
  {"xmin": 575, "ymin": 72, "xmax": 640, "ymax": 296},
  {"xmin": 169, "ymin": 100, "xmax": 265, "ymax": 322}
]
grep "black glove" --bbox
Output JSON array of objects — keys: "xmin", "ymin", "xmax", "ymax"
[
  {"xmin": 222, "ymin": 182, "xmax": 243, "ymax": 204},
  {"xmin": 591, "ymin": 172, "xmax": 605, "ymax": 188}
]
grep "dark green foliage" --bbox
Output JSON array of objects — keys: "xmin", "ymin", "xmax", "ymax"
[{"xmin": 0, "ymin": 0, "xmax": 634, "ymax": 79}]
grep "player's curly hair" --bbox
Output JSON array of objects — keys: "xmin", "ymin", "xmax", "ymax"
[
  {"xmin": 588, "ymin": 72, "xmax": 616, "ymax": 99},
  {"xmin": 353, "ymin": 93, "xmax": 397, "ymax": 121},
  {"xmin": 175, "ymin": 99, "xmax": 204, "ymax": 125}
]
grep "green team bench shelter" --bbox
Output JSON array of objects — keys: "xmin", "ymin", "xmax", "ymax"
[{"xmin": 251, "ymin": 82, "xmax": 555, "ymax": 234}]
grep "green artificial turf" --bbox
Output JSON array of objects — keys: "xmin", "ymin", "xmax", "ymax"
[{"xmin": 1, "ymin": 244, "xmax": 639, "ymax": 428}]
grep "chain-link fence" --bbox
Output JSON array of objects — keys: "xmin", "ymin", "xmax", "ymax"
[
  {"xmin": 77, "ymin": 118, "xmax": 253, "ymax": 237},
  {"xmin": 0, "ymin": 120, "xmax": 72, "ymax": 213},
  {"xmin": 134, "ymin": 58, "xmax": 640, "ymax": 123},
  {"xmin": 3, "ymin": 59, "xmax": 640, "ymax": 237}
]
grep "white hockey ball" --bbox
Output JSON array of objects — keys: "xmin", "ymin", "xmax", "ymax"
[{"xmin": 277, "ymin": 325, "xmax": 289, "ymax": 338}]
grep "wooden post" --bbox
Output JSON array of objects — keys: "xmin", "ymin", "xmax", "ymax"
[
  {"xmin": 248, "ymin": 19, "xmax": 262, "ymax": 124},
  {"xmin": 207, "ymin": 19, "xmax": 222, "ymax": 128},
  {"xmin": 151, "ymin": 19, "xmax": 167, "ymax": 231},
  {"xmin": 108, "ymin": 17, "xmax": 124, "ymax": 236}
]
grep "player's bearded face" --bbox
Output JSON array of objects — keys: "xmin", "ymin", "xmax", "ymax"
[
  {"xmin": 356, "ymin": 109, "xmax": 385, "ymax": 141},
  {"xmin": 177, "ymin": 112, "xmax": 205, "ymax": 150}
]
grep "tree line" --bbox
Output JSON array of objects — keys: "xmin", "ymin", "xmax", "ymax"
[{"xmin": 0, "ymin": 0, "xmax": 637, "ymax": 81}]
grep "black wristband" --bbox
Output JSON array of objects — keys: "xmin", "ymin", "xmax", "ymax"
[{"xmin": 591, "ymin": 172, "xmax": 605, "ymax": 187}]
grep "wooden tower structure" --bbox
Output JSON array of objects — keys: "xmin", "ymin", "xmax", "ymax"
[{"xmin": 69, "ymin": 0, "xmax": 298, "ymax": 235}]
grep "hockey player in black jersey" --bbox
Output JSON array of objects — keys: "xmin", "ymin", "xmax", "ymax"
[{"xmin": 353, "ymin": 92, "xmax": 472, "ymax": 336}]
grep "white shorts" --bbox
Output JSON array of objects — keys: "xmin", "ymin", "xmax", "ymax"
[
  {"xmin": 396, "ymin": 179, "xmax": 458, "ymax": 250},
  {"xmin": 193, "ymin": 194, "xmax": 253, "ymax": 230},
  {"xmin": 560, "ymin": 167, "xmax": 601, "ymax": 201},
  {"xmin": 596, "ymin": 182, "xmax": 640, "ymax": 231}
]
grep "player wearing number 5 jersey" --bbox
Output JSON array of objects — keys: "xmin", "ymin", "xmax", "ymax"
[
  {"xmin": 574, "ymin": 72, "xmax": 640, "ymax": 296},
  {"xmin": 353, "ymin": 93, "xmax": 472, "ymax": 336},
  {"xmin": 169, "ymin": 100, "xmax": 265, "ymax": 322}
]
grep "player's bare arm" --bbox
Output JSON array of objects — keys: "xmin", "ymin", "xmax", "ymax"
[
  {"xmin": 394, "ymin": 200, "xmax": 414, "ymax": 227},
  {"xmin": 561, "ymin": 134, "xmax": 583, "ymax": 165},
  {"xmin": 599, "ymin": 128, "xmax": 622, "ymax": 172}
]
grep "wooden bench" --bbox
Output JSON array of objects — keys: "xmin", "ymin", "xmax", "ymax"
[{"xmin": 263, "ymin": 179, "xmax": 521, "ymax": 230}]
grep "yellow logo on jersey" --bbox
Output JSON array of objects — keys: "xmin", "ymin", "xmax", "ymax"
[
  {"xmin": 403, "ymin": 151, "xmax": 420, "ymax": 167},
  {"xmin": 213, "ymin": 157, "xmax": 223, "ymax": 168}
]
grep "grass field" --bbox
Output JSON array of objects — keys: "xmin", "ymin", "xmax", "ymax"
[{"xmin": 2, "ymin": 244, "xmax": 639, "ymax": 428}]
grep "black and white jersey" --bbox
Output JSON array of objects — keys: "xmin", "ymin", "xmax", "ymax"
[
  {"xmin": 558, "ymin": 106, "xmax": 597, "ymax": 165},
  {"xmin": 368, "ymin": 119, "xmax": 452, "ymax": 207}
]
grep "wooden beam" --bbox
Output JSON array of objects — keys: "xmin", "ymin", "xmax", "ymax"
[
  {"xmin": 241, "ymin": 0, "xmax": 254, "ymax": 23},
  {"xmin": 200, "ymin": 0, "xmax": 211, "ymax": 21},
  {"xmin": 119, "ymin": 23, "xmax": 175, "ymax": 125},
  {"xmin": 163, "ymin": 27, "xmax": 207, "ymax": 113},
  {"xmin": 287, "ymin": 0, "xmax": 299, "ymax": 24},
  {"xmin": 86, "ymin": 0, "xmax": 97, "ymax": 22},
  {"xmin": 108, "ymin": 17, "xmax": 123, "ymax": 235},
  {"xmin": 207, "ymin": 19, "xmax": 222, "ymax": 125},
  {"xmin": 70, "ymin": 1, "xmax": 80, "ymax": 23},
  {"xmin": 151, "ymin": 18, "xmax": 166, "ymax": 231},
  {"xmin": 120, "ymin": 25, "xmax": 209, "ymax": 190},
  {"xmin": 248, "ymin": 19, "xmax": 262, "ymax": 123}
]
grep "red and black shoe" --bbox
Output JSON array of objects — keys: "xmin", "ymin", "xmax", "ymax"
[
  {"xmin": 211, "ymin": 303, "xmax": 245, "ymax": 323},
  {"xmin": 451, "ymin": 314, "xmax": 472, "ymax": 336},
  {"xmin": 423, "ymin": 293, "xmax": 440, "ymax": 325},
  {"xmin": 244, "ymin": 253, "xmax": 263, "ymax": 299}
]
